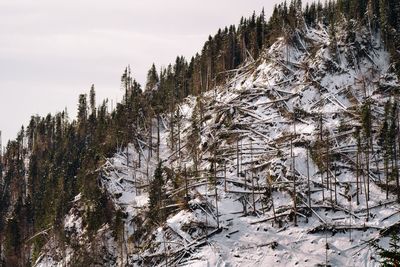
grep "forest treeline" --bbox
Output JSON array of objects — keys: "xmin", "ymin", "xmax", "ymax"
[{"xmin": 1, "ymin": 0, "xmax": 400, "ymax": 266}]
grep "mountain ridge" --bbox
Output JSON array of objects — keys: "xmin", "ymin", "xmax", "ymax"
[{"xmin": 2, "ymin": 1, "xmax": 400, "ymax": 266}]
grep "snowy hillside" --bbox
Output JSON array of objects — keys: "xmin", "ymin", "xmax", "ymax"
[{"xmin": 37, "ymin": 22, "xmax": 400, "ymax": 267}]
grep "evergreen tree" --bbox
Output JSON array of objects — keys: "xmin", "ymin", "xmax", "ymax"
[
  {"xmin": 148, "ymin": 163, "xmax": 165, "ymax": 225},
  {"xmin": 89, "ymin": 84, "xmax": 96, "ymax": 117},
  {"xmin": 145, "ymin": 63, "xmax": 159, "ymax": 91}
]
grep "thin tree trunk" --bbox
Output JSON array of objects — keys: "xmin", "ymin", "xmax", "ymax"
[
  {"xmin": 138, "ymin": 143, "xmax": 142, "ymax": 168},
  {"xmin": 320, "ymin": 114, "xmax": 325, "ymax": 202},
  {"xmin": 326, "ymin": 140, "xmax": 332, "ymax": 206},
  {"xmin": 224, "ymin": 160, "xmax": 227, "ymax": 192},
  {"xmin": 365, "ymin": 145, "xmax": 370, "ymax": 201},
  {"xmin": 395, "ymin": 137, "xmax": 400, "ymax": 202},
  {"xmin": 397, "ymin": 104, "xmax": 400, "ymax": 202},
  {"xmin": 334, "ymin": 163, "xmax": 337, "ymax": 205},
  {"xmin": 178, "ymin": 110, "xmax": 181, "ymax": 168},
  {"xmin": 293, "ymin": 113, "xmax": 297, "ymax": 226},
  {"xmin": 251, "ymin": 141, "xmax": 256, "ymax": 213},
  {"xmin": 256, "ymin": 173, "xmax": 265, "ymax": 215},
  {"xmin": 361, "ymin": 152, "xmax": 369, "ymax": 221},
  {"xmin": 356, "ymin": 150, "xmax": 360, "ymax": 205},
  {"xmin": 290, "ymin": 123, "xmax": 297, "ymax": 226},
  {"xmin": 184, "ymin": 165, "xmax": 189, "ymax": 207},
  {"xmin": 214, "ymin": 161, "xmax": 220, "ymax": 228},
  {"xmin": 385, "ymin": 153, "xmax": 389, "ymax": 200},
  {"xmin": 236, "ymin": 138, "xmax": 240, "ymax": 177},
  {"xmin": 126, "ymin": 145, "xmax": 129, "ymax": 168},
  {"xmin": 267, "ymin": 171, "xmax": 277, "ymax": 223},
  {"xmin": 149, "ymin": 119, "xmax": 153, "ymax": 158},
  {"xmin": 157, "ymin": 114, "xmax": 160, "ymax": 163},
  {"xmin": 307, "ymin": 147, "xmax": 311, "ymax": 211}
]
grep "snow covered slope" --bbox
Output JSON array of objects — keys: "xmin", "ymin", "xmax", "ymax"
[{"xmin": 37, "ymin": 22, "xmax": 400, "ymax": 267}]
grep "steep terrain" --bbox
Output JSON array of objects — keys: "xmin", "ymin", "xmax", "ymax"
[{"xmin": 34, "ymin": 20, "xmax": 400, "ymax": 266}]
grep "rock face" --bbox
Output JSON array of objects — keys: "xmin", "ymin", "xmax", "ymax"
[{"xmin": 37, "ymin": 21, "xmax": 400, "ymax": 266}]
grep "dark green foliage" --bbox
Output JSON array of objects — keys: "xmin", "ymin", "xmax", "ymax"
[
  {"xmin": 372, "ymin": 234, "xmax": 400, "ymax": 266},
  {"xmin": 0, "ymin": 83, "xmax": 132, "ymax": 264},
  {"xmin": 2, "ymin": 0, "xmax": 400, "ymax": 265},
  {"xmin": 187, "ymin": 97, "xmax": 202, "ymax": 172},
  {"xmin": 147, "ymin": 163, "xmax": 166, "ymax": 225}
]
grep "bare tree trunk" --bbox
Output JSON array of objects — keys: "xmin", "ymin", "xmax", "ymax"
[
  {"xmin": 126, "ymin": 145, "xmax": 129, "ymax": 167},
  {"xmin": 177, "ymin": 110, "xmax": 182, "ymax": 168},
  {"xmin": 290, "ymin": 128, "xmax": 297, "ymax": 226},
  {"xmin": 224, "ymin": 160, "xmax": 227, "ymax": 192},
  {"xmin": 365, "ymin": 145, "xmax": 370, "ymax": 201},
  {"xmin": 251, "ymin": 174, "xmax": 256, "ymax": 214},
  {"xmin": 214, "ymin": 160, "xmax": 220, "ymax": 228},
  {"xmin": 148, "ymin": 119, "xmax": 153, "ymax": 159},
  {"xmin": 361, "ymin": 152, "xmax": 369, "ymax": 221},
  {"xmin": 321, "ymin": 170, "xmax": 325, "ymax": 202},
  {"xmin": 320, "ymin": 114, "xmax": 325, "ymax": 202},
  {"xmin": 334, "ymin": 163, "xmax": 337, "ymax": 205},
  {"xmin": 256, "ymin": 173, "xmax": 264, "ymax": 215},
  {"xmin": 293, "ymin": 113, "xmax": 298, "ymax": 226},
  {"xmin": 326, "ymin": 140, "xmax": 332, "ymax": 206},
  {"xmin": 356, "ymin": 150, "xmax": 360, "ymax": 205},
  {"xmin": 251, "ymin": 141, "xmax": 256, "ymax": 214},
  {"xmin": 157, "ymin": 114, "xmax": 160, "ymax": 163},
  {"xmin": 349, "ymin": 194, "xmax": 352, "ymax": 242},
  {"xmin": 385, "ymin": 153, "xmax": 389, "ymax": 199},
  {"xmin": 267, "ymin": 171, "xmax": 277, "ymax": 223},
  {"xmin": 236, "ymin": 138, "xmax": 240, "ymax": 177},
  {"xmin": 395, "ymin": 135, "xmax": 400, "ymax": 203},
  {"xmin": 184, "ymin": 165, "xmax": 189, "ymax": 207},
  {"xmin": 306, "ymin": 146, "xmax": 311, "ymax": 211},
  {"xmin": 244, "ymin": 170, "xmax": 248, "ymax": 190},
  {"xmin": 373, "ymin": 148, "xmax": 381, "ymax": 184},
  {"xmin": 397, "ymin": 104, "xmax": 400, "ymax": 202},
  {"xmin": 134, "ymin": 166, "xmax": 138, "ymax": 195}
]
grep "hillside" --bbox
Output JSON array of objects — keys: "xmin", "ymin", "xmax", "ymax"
[
  {"xmin": 2, "ymin": 0, "xmax": 400, "ymax": 266},
  {"xmin": 36, "ymin": 19, "xmax": 400, "ymax": 266}
]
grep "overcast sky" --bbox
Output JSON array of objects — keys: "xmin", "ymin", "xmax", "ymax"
[{"xmin": 0, "ymin": 0, "xmax": 313, "ymax": 144}]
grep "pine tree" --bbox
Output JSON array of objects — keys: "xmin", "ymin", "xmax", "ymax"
[
  {"xmin": 89, "ymin": 84, "xmax": 96, "ymax": 117},
  {"xmin": 77, "ymin": 93, "xmax": 88, "ymax": 136},
  {"xmin": 187, "ymin": 97, "xmax": 202, "ymax": 172},
  {"xmin": 145, "ymin": 63, "xmax": 159, "ymax": 91},
  {"xmin": 148, "ymin": 163, "xmax": 165, "ymax": 225}
]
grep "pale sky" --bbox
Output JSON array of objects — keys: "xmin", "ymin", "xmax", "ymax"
[{"xmin": 0, "ymin": 0, "xmax": 314, "ymax": 144}]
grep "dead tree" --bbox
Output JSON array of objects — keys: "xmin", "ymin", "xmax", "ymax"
[
  {"xmin": 148, "ymin": 117, "xmax": 153, "ymax": 159},
  {"xmin": 356, "ymin": 147, "xmax": 360, "ymax": 205},
  {"xmin": 224, "ymin": 160, "xmax": 227, "ymax": 192},
  {"xmin": 236, "ymin": 138, "xmax": 240, "ymax": 177},
  {"xmin": 256, "ymin": 174, "xmax": 265, "ymax": 215},
  {"xmin": 251, "ymin": 141, "xmax": 256, "ymax": 214},
  {"xmin": 184, "ymin": 165, "xmax": 189, "ymax": 207},
  {"xmin": 326, "ymin": 136, "xmax": 333, "ymax": 206},
  {"xmin": 157, "ymin": 114, "xmax": 161, "ymax": 163},
  {"xmin": 385, "ymin": 150, "xmax": 389, "ymax": 200},
  {"xmin": 395, "ymin": 105, "xmax": 400, "ymax": 202},
  {"xmin": 361, "ymin": 151, "xmax": 370, "ymax": 221},
  {"xmin": 267, "ymin": 170, "xmax": 277, "ymax": 223},
  {"xmin": 213, "ymin": 160, "xmax": 220, "ymax": 228},
  {"xmin": 365, "ymin": 141, "xmax": 370, "ymax": 202},
  {"xmin": 319, "ymin": 114, "xmax": 325, "ymax": 202},
  {"xmin": 334, "ymin": 163, "xmax": 338, "ymax": 205},
  {"xmin": 291, "ymin": 112, "xmax": 297, "ymax": 226},
  {"xmin": 306, "ymin": 146, "xmax": 311, "ymax": 211}
]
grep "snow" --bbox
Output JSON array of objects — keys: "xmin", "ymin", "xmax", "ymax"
[{"xmin": 36, "ymin": 21, "xmax": 400, "ymax": 267}]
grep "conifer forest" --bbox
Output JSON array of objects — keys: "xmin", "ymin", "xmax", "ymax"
[{"xmin": 2, "ymin": 0, "xmax": 400, "ymax": 266}]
